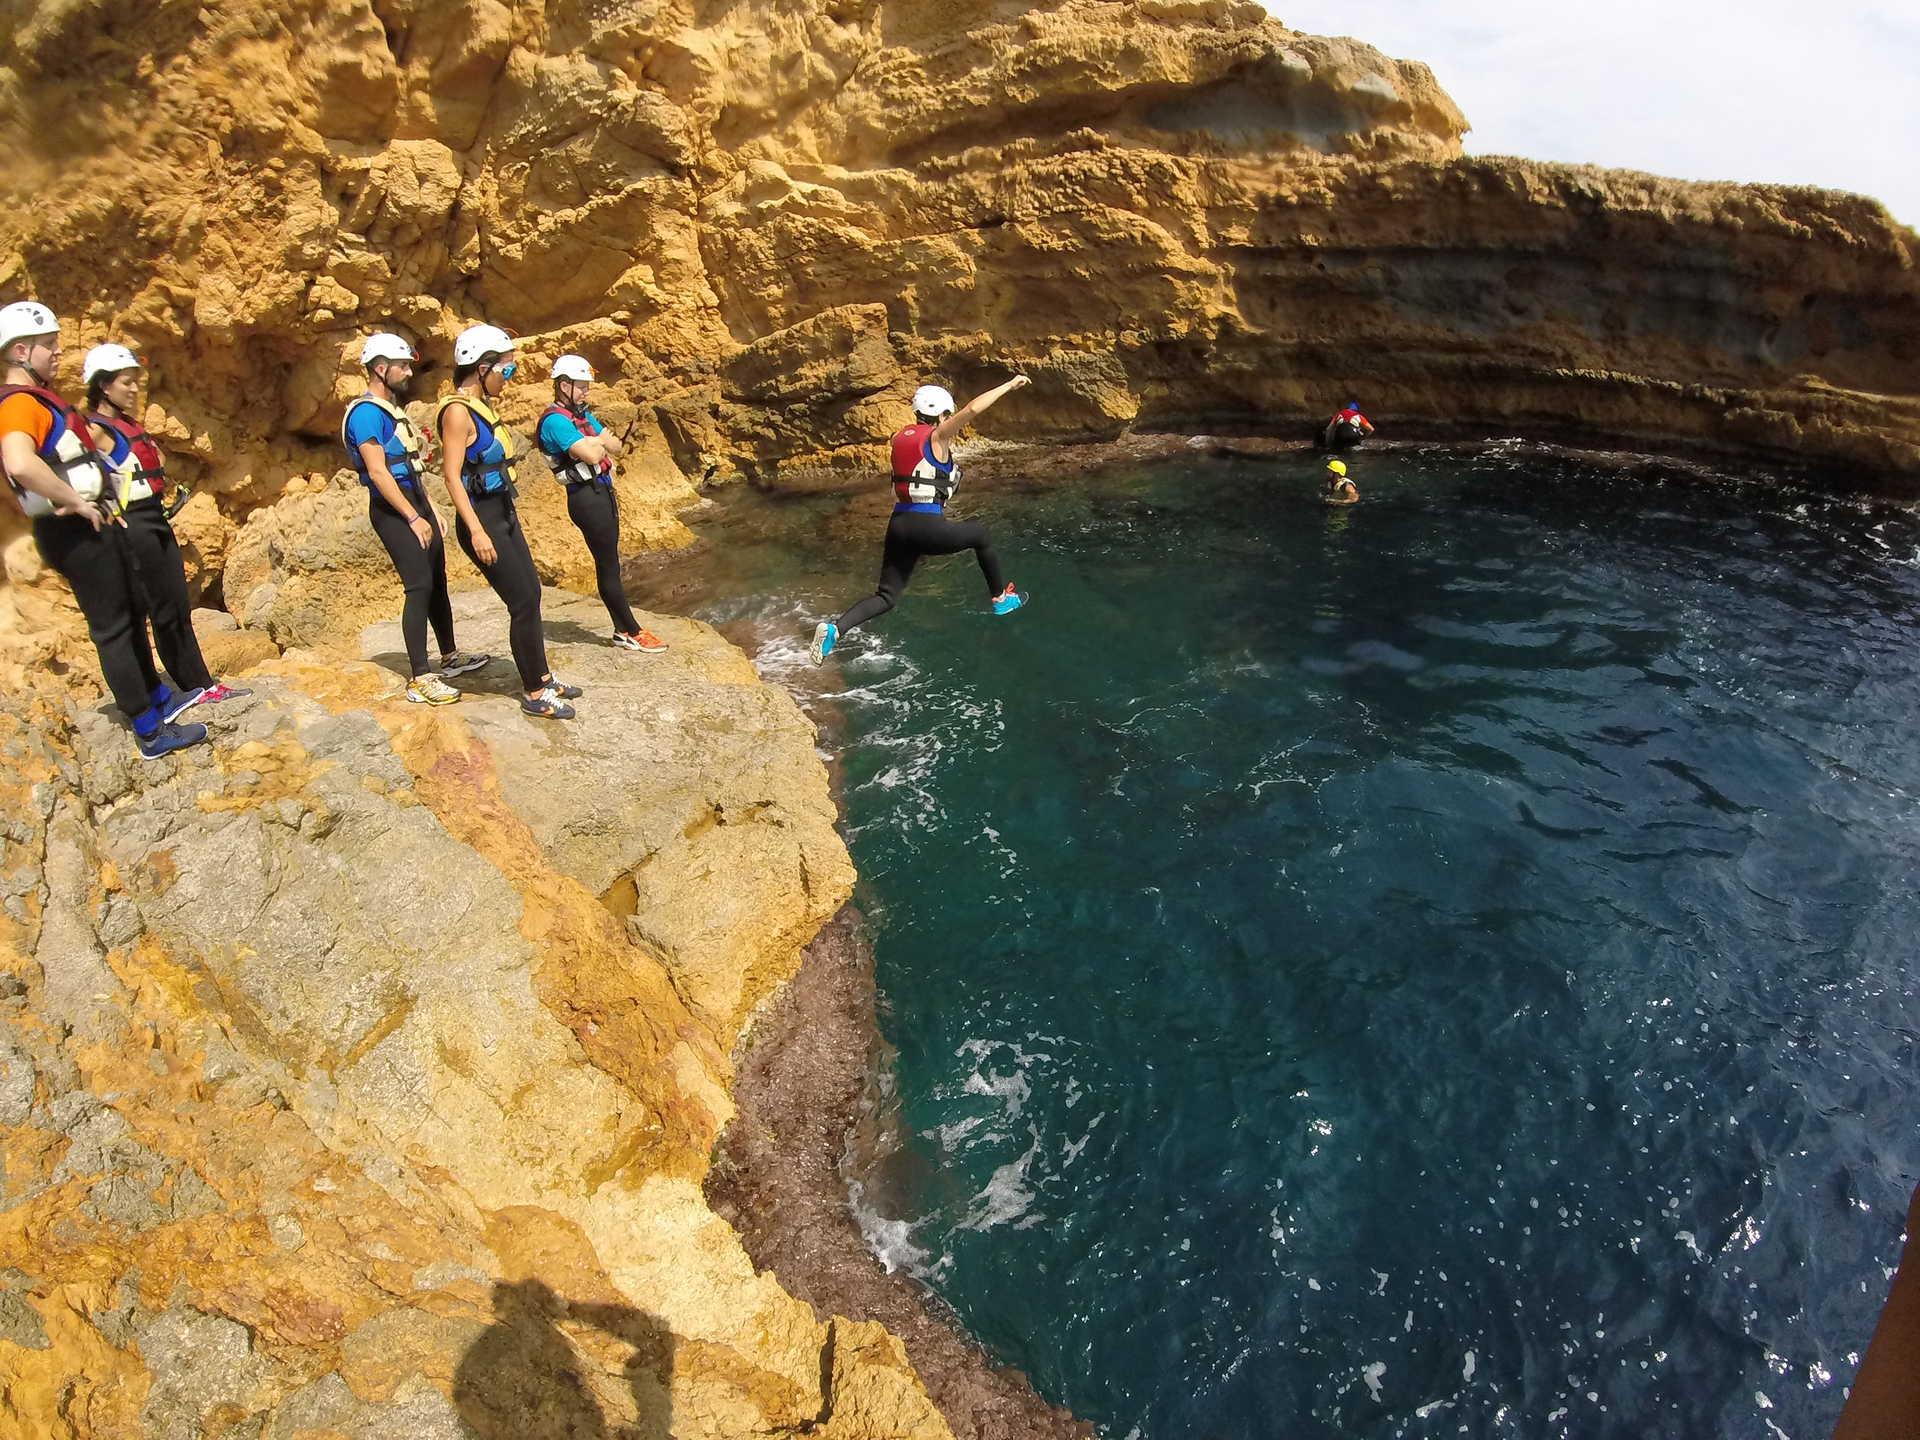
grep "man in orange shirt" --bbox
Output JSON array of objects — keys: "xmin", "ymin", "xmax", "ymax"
[{"xmin": 0, "ymin": 301, "xmax": 206, "ymax": 758}]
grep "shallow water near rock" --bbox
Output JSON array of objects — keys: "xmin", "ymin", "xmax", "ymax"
[{"xmin": 659, "ymin": 447, "xmax": 1920, "ymax": 1439}]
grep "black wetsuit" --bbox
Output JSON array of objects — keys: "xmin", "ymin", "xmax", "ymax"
[
  {"xmin": 835, "ymin": 508, "xmax": 1006, "ymax": 634},
  {"xmin": 565, "ymin": 481, "xmax": 640, "ymax": 636},
  {"xmin": 455, "ymin": 493, "xmax": 550, "ymax": 691},
  {"xmin": 118, "ymin": 496, "xmax": 214, "ymax": 692},
  {"xmin": 35, "ymin": 514, "xmax": 163, "ymax": 719},
  {"xmin": 368, "ymin": 484, "xmax": 457, "ymax": 677}
]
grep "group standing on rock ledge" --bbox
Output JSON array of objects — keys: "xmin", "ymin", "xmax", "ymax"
[
  {"xmin": 344, "ymin": 323, "xmax": 670, "ymax": 722},
  {"xmin": 3, "ymin": 293, "xmax": 1375, "ymax": 747},
  {"xmin": 0, "ymin": 301, "xmax": 250, "ymax": 760}
]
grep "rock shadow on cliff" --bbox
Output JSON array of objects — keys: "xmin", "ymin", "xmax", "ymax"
[{"xmin": 453, "ymin": 1279, "xmax": 672, "ymax": 1440}]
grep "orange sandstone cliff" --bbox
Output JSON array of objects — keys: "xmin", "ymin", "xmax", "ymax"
[{"xmin": 2, "ymin": 0, "xmax": 1914, "ymax": 513}]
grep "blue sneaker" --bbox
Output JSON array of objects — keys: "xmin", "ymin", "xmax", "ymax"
[
  {"xmin": 809, "ymin": 621, "xmax": 838, "ymax": 666},
  {"xmin": 990, "ymin": 586, "xmax": 1027, "ymax": 617},
  {"xmin": 136, "ymin": 720, "xmax": 209, "ymax": 761},
  {"xmin": 161, "ymin": 686, "xmax": 207, "ymax": 722}
]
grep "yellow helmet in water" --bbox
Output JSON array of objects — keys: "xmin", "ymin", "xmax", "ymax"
[{"xmin": 1326, "ymin": 459, "xmax": 1348, "ymax": 476}]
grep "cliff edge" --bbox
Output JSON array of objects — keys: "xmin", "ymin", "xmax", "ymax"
[{"xmin": 0, "ymin": 591, "xmax": 973, "ymax": 1438}]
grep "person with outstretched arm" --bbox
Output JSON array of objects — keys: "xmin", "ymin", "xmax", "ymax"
[
  {"xmin": 83, "ymin": 344, "xmax": 250, "ymax": 714},
  {"xmin": 811, "ymin": 374, "xmax": 1030, "ymax": 665},
  {"xmin": 437, "ymin": 324, "xmax": 582, "ymax": 720},
  {"xmin": 0, "ymin": 302, "xmax": 205, "ymax": 758},
  {"xmin": 534, "ymin": 354, "xmax": 668, "ymax": 653},
  {"xmin": 345, "ymin": 332, "xmax": 489, "ymax": 704}
]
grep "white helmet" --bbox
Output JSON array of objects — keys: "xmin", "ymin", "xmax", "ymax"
[
  {"xmin": 82, "ymin": 344, "xmax": 143, "ymax": 385},
  {"xmin": 912, "ymin": 384, "xmax": 956, "ymax": 418},
  {"xmin": 453, "ymin": 324, "xmax": 515, "ymax": 367},
  {"xmin": 360, "ymin": 332, "xmax": 418, "ymax": 367},
  {"xmin": 0, "ymin": 301, "xmax": 60, "ymax": 351},
  {"xmin": 551, "ymin": 354, "xmax": 594, "ymax": 383}
]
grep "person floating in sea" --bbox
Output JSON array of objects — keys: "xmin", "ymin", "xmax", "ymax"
[
  {"xmin": 84, "ymin": 344, "xmax": 251, "ymax": 714},
  {"xmin": 810, "ymin": 375, "xmax": 1030, "ymax": 666},
  {"xmin": 535, "ymin": 354, "xmax": 668, "ymax": 654},
  {"xmin": 344, "ymin": 332, "xmax": 489, "ymax": 705},
  {"xmin": 1323, "ymin": 458, "xmax": 1359, "ymax": 505},
  {"xmin": 437, "ymin": 324, "xmax": 582, "ymax": 720},
  {"xmin": 1322, "ymin": 400, "xmax": 1374, "ymax": 450},
  {"xmin": 0, "ymin": 302, "xmax": 205, "ymax": 758}
]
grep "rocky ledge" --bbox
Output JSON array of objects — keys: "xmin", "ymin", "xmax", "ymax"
[{"xmin": 0, "ymin": 587, "xmax": 990, "ymax": 1438}]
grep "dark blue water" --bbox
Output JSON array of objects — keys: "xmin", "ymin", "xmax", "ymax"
[{"xmin": 678, "ymin": 447, "xmax": 1920, "ymax": 1440}]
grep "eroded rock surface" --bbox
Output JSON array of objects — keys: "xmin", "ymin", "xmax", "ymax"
[
  {"xmin": 0, "ymin": 602, "xmax": 934, "ymax": 1439},
  {"xmin": 1, "ymin": 0, "xmax": 1912, "ymax": 509}
]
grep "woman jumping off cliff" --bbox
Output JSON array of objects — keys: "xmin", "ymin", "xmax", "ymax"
[{"xmin": 810, "ymin": 375, "xmax": 1030, "ymax": 665}]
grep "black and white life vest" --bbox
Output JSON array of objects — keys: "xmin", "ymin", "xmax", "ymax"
[
  {"xmin": 537, "ymin": 403, "xmax": 612, "ymax": 486},
  {"xmin": 0, "ymin": 385, "xmax": 109, "ymax": 517},
  {"xmin": 90, "ymin": 413, "xmax": 168, "ymax": 505},
  {"xmin": 890, "ymin": 422, "xmax": 959, "ymax": 507}
]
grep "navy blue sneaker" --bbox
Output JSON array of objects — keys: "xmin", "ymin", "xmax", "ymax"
[
  {"xmin": 136, "ymin": 721, "xmax": 209, "ymax": 761},
  {"xmin": 991, "ymin": 586, "xmax": 1027, "ymax": 616},
  {"xmin": 161, "ymin": 686, "xmax": 207, "ymax": 722},
  {"xmin": 810, "ymin": 621, "xmax": 837, "ymax": 665}
]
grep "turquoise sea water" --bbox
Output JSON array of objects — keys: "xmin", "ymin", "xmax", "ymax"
[{"xmin": 666, "ymin": 447, "xmax": 1920, "ymax": 1439}]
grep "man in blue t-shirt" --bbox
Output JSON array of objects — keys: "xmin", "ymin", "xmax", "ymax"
[
  {"xmin": 345, "ymin": 332, "xmax": 489, "ymax": 701},
  {"xmin": 535, "ymin": 354, "xmax": 666, "ymax": 653}
]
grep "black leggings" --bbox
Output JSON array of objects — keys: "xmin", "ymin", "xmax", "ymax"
[
  {"xmin": 836, "ymin": 509, "xmax": 1005, "ymax": 634},
  {"xmin": 455, "ymin": 493, "xmax": 550, "ymax": 692},
  {"xmin": 122, "ymin": 498, "xmax": 213, "ymax": 691},
  {"xmin": 565, "ymin": 481, "xmax": 638, "ymax": 635},
  {"xmin": 369, "ymin": 493, "xmax": 456, "ymax": 676},
  {"xmin": 34, "ymin": 514, "xmax": 162, "ymax": 722}
]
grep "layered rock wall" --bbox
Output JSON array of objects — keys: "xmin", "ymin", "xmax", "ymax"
[{"xmin": 3, "ymin": 0, "xmax": 1914, "ymax": 512}]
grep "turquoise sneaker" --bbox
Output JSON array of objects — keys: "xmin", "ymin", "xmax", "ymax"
[
  {"xmin": 991, "ymin": 586, "xmax": 1027, "ymax": 616},
  {"xmin": 809, "ymin": 621, "xmax": 838, "ymax": 666}
]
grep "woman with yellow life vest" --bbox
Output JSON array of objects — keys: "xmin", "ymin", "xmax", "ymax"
[
  {"xmin": 83, "ymin": 344, "xmax": 250, "ymax": 712},
  {"xmin": 436, "ymin": 325, "xmax": 581, "ymax": 720},
  {"xmin": 344, "ymin": 332, "xmax": 489, "ymax": 704},
  {"xmin": 0, "ymin": 303, "xmax": 204, "ymax": 758}
]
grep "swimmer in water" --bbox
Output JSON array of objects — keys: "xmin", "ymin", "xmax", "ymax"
[{"xmin": 1323, "ymin": 458, "xmax": 1359, "ymax": 505}]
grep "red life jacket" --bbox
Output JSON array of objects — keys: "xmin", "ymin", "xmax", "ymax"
[
  {"xmin": 89, "ymin": 412, "xmax": 167, "ymax": 499},
  {"xmin": 890, "ymin": 422, "xmax": 957, "ymax": 506},
  {"xmin": 0, "ymin": 384, "xmax": 108, "ymax": 516}
]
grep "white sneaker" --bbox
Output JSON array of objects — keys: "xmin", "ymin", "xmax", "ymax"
[{"xmin": 406, "ymin": 675, "xmax": 460, "ymax": 705}]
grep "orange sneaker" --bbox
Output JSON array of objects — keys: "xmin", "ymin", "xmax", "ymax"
[{"xmin": 613, "ymin": 629, "xmax": 669, "ymax": 653}]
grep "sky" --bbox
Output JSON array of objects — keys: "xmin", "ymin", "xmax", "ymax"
[{"xmin": 1269, "ymin": 1, "xmax": 1920, "ymax": 230}]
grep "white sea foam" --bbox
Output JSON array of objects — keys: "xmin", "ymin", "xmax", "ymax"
[
  {"xmin": 1361, "ymin": 1362, "xmax": 1386, "ymax": 1402},
  {"xmin": 958, "ymin": 1137, "xmax": 1042, "ymax": 1232},
  {"xmin": 847, "ymin": 1176, "xmax": 932, "ymax": 1277}
]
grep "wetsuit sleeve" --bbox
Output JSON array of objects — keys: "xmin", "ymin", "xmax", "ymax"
[
  {"xmin": 343, "ymin": 401, "xmax": 394, "ymax": 453},
  {"xmin": 0, "ymin": 394, "xmax": 53, "ymax": 448},
  {"xmin": 537, "ymin": 411, "xmax": 588, "ymax": 455}
]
